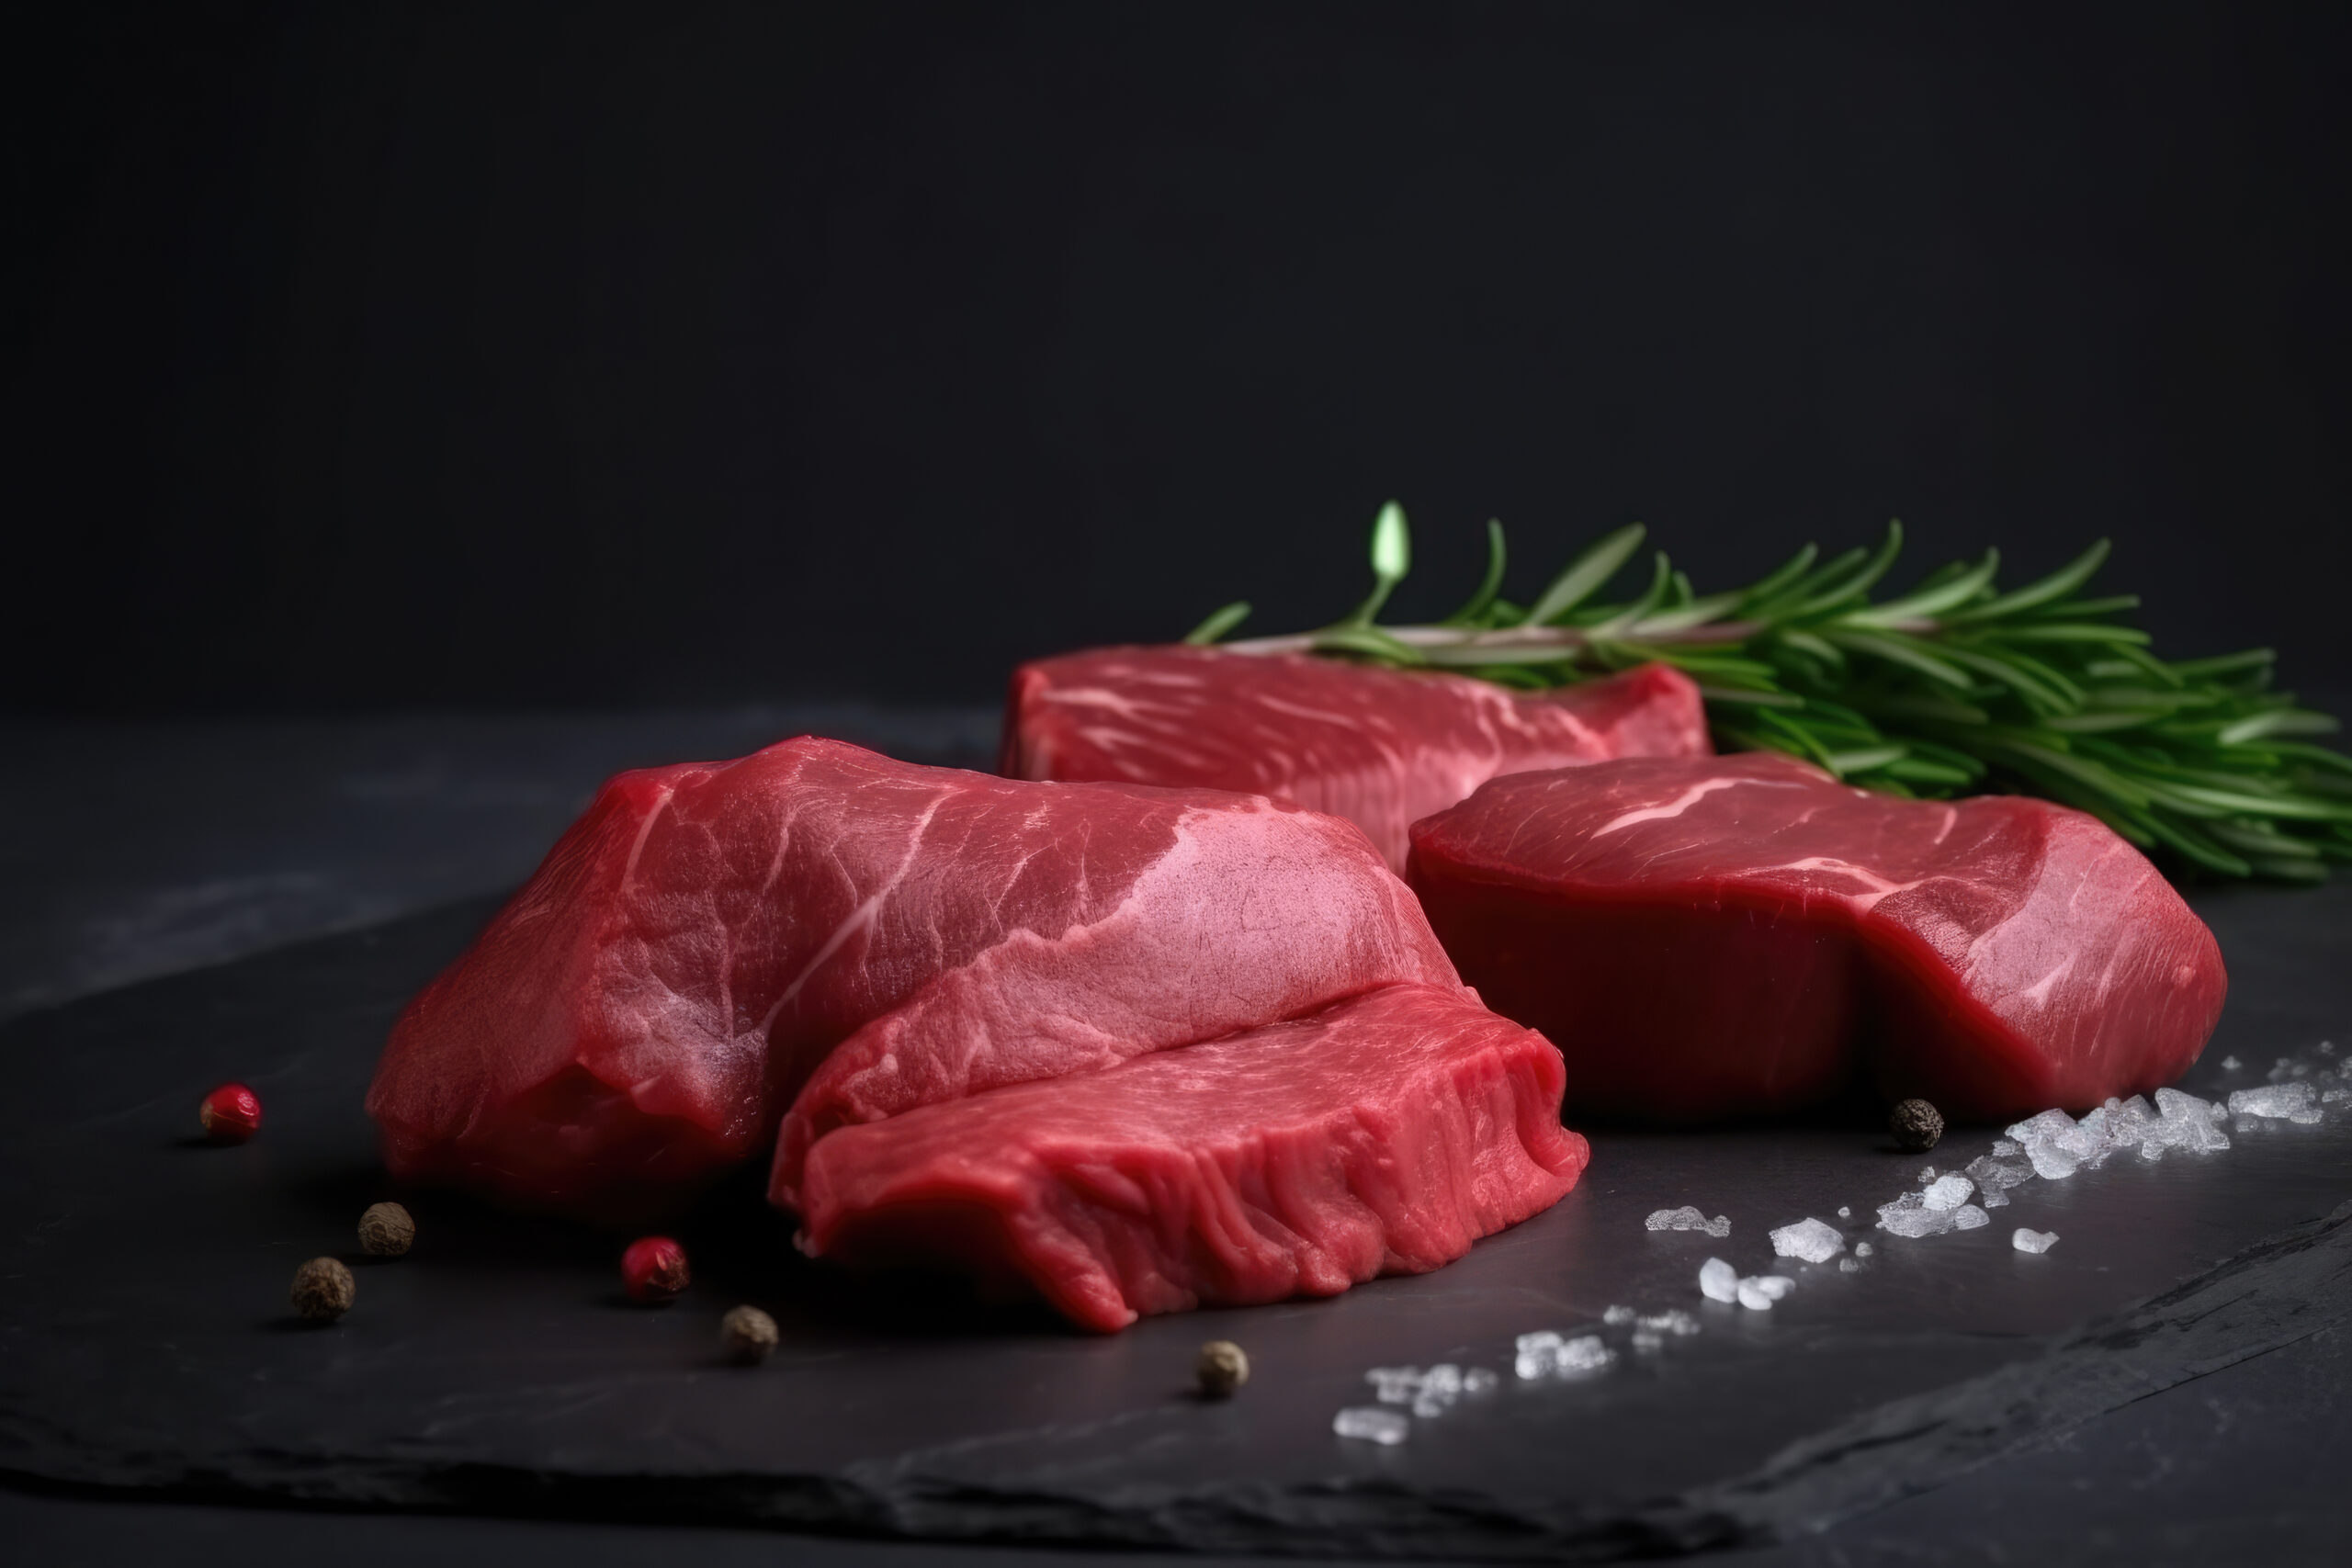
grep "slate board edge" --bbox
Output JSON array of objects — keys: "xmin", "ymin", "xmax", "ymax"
[{"xmin": 7, "ymin": 1201, "xmax": 2346, "ymax": 1562}]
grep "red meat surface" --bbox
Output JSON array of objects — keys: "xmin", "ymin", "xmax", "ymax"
[
  {"xmin": 1000, "ymin": 646, "xmax": 1711, "ymax": 870},
  {"xmin": 1406, "ymin": 753, "xmax": 2227, "ymax": 1123},
  {"xmin": 793, "ymin": 982, "xmax": 1588, "ymax": 1332},
  {"xmin": 367, "ymin": 737, "xmax": 1458, "ymax": 1215}
]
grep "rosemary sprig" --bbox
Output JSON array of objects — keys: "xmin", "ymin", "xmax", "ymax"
[{"xmin": 1184, "ymin": 505, "xmax": 2351, "ymax": 881}]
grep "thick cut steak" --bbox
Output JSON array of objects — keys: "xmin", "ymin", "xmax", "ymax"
[
  {"xmin": 1001, "ymin": 646, "xmax": 1710, "ymax": 870},
  {"xmin": 1407, "ymin": 754, "xmax": 2226, "ymax": 1122},
  {"xmin": 794, "ymin": 983, "xmax": 1588, "ymax": 1332},
  {"xmin": 368, "ymin": 738, "xmax": 1457, "ymax": 1215}
]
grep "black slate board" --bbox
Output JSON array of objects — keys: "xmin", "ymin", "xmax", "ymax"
[{"xmin": 4, "ymin": 881, "xmax": 2350, "ymax": 1560}]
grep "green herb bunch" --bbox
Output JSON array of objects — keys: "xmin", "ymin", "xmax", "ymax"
[{"xmin": 1186, "ymin": 503, "xmax": 2351, "ymax": 881}]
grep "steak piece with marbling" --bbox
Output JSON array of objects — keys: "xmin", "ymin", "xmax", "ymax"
[
  {"xmin": 1406, "ymin": 753, "xmax": 2227, "ymax": 1123},
  {"xmin": 1001, "ymin": 646, "xmax": 1710, "ymax": 871},
  {"xmin": 793, "ymin": 982, "xmax": 1588, "ymax": 1332},
  {"xmin": 367, "ymin": 738, "xmax": 1459, "ymax": 1217}
]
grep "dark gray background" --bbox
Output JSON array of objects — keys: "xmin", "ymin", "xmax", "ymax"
[{"xmin": 6, "ymin": 1, "xmax": 2348, "ymax": 713}]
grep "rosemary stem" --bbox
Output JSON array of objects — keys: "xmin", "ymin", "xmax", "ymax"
[{"xmin": 1220, "ymin": 616, "xmax": 1935, "ymax": 658}]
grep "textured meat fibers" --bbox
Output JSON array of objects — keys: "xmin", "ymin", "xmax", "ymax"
[
  {"xmin": 1407, "ymin": 754, "xmax": 2226, "ymax": 1122},
  {"xmin": 1001, "ymin": 647, "xmax": 1710, "ymax": 870},
  {"xmin": 794, "ymin": 984, "xmax": 1588, "ymax": 1332},
  {"xmin": 367, "ymin": 738, "xmax": 1457, "ymax": 1215}
]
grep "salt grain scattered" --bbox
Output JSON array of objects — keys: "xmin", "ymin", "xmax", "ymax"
[
  {"xmin": 1646, "ymin": 1206, "xmax": 1732, "ymax": 1237},
  {"xmin": 1922, "ymin": 1173, "xmax": 1975, "ymax": 1210},
  {"xmin": 1876, "ymin": 1193, "xmax": 1959, "ymax": 1237},
  {"xmin": 1770, "ymin": 1217, "xmax": 1846, "ymax": 1263},
  {"xmin": 1333, "ymin": 1407, "xmax": 1408, "ymax": 1444},
  {"xmin": 2229, "ymin": 1083, "xmax": 2323, "ymax": 1124},
  {"xmin": 2222, "ymin": 1055, "xmax": 2241, "ymax": 1071},
  {"xmin": 1558, "ymin": 1336, "xmax": 1612, "ymax": 1372},
  {"xmin": 1699, "ymin": 1258, "xmax": 1740, "ymax": 1303},
  {"xmin": 1838, "ymin": 1258, "xmax": 1860, "ymax": 1272},
  {"xmin": 1602, "ymin": 1304, "xmax": 1635, "ymax": 1325},
  {"xmin": 1631, "ymin": 1330, "xmax": 1664, "ymax": 1352},
  {"xmin": 1962, "ymin": 1153, "xmax": 2034, "ymax": 1208},
  {"xmin": 2012, "ymin": 1228, "xmax": 2059, "ymax": 1255},
  {"xmin": 1362, "ymin": 1362, "xmax": 1482, "ymax": 1417},
  {"xmin": 1855, "ymin": 1243, "xmax": 1873, "ymax": 1258},
  {"xmin": 1838, "ymin": 1206, "xmax": 1851, "ymax": 1219},
  {"xmin": 1637, "ymin": 1310, "xmax": 1700, "ymax": 1336},
  {"xmin": 1410, "ymin": 1364, "xmax": 1464, "ymax": 1417},
  {"xmin": 1514, "ymin": 1333, "xmax": 1611, "ymax": 1378}
]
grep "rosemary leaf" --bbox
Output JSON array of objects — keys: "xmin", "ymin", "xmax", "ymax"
[
  {"xmin": 1521, "ymin": 525, "xmax": 1646, "ymax": 626},
  {"xmin": 1183, "ymin": 601, "xmax": 1252, "ymax": 646}
]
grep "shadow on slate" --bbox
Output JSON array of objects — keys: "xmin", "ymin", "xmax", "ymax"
[{"xmin": 1, "ymin": 877, "xmax": 2348, "ymax": 1559}]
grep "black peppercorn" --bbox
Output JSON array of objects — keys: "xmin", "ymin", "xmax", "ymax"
[
  {"xmin": 1195, "ymin": 1339, "xmax": 1249, "ymax": 1398},
  {"xmin": 357, "ymin": 1201, "xmax": 415, "ymax": 1258},
  {"xmin": 291, "ymin": 1257, "xmax": 356, "ymax": 1322},
  {"xmin": 1890, "ymin": 1098, "xmax": 1944, "ymax": 1153},
  {"xmin": 720, "ymin": 1304, "xmax": 779, "ymax": 1365}
]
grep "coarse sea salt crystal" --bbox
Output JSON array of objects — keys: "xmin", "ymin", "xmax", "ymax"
[
  {"xmin": 2230, "ymin": 1083, "xmax": 2323, "ymax": 1124},
  {"xmin": 2005, "ymin": 1110, "xmax": 2084, "ymax": 1180},
  {"xmin": 2222, "ymin": 1055, "xmax": 2242, "ymax": 1071},
  {"xmin": 1365, "ymin": 1363, "xmax": 1476, "ymax": 1417},
  {"xmin": 1854, "ymin": 1242, "xmax": 1873, "ymax": 1258},
  {"xmin": 1922, "ymin": 1173, "xmax": 1975, "ymax": 1210},
  {"xmin": 1515, "ymin": 1333, "xmax": 1610, "ymax": 1378},
  {"xmin": 2013, "ymin": 1228, "xmax": 2059, "ymax": 1254},
  {"xmin": 1736, "ymin": 1275, "xmax": 1794, "ymax": 1310},
  {"xmin": 1991, "ymin": 1138, "xmax": 2021, "ymax": 1156},
  {"xmin": 1603, "ymin": 1304, "xmax": 1635, "ymax": 1325},
  {"xmin": 1838, "ymin": 1206, "xmax": 1851, "ymax": 1219},
  {"xmin": 1410, "ymin": 1364, "xmax": 1464, "ymax": 1417},
  {"xmin": 2024, "ymin": 1143, "xmax": 2081, "ymax": 1179},
  {"xmin": 1917, "ymin": 1166, "xmax": 1938, "ymax": 1184},
  {"xmin": 1699, "ymin": 1258, "xmax": 1740, "ymax": 1303},
  {"xmin": 2148, "ymin": 1087, "xmax": 2231, "ymax": 1155},
  {"xmin": 2325, "ymin": 1089, "xmax": 2350, "ymax": 1105},
  {"xmin": 1333, "ymin": 1407, "xmax": 1409, "ymax": 1444},
  {"xmin": 1838, "ymin": 1258, "xmax": 1860, "ymax": 1272},
  {"xmin": 1952, "ymin": 1203, "xmax": 1990, "ymax": 1231},
  {"xmin": 1876, "ymin": 1194, "xmax": 1956, "ymax": 1238},
  {"xmin": 1770, "ymin": 1217, "xmax": 1846, "ymax": 1263},
  {"xmin": 1646, "ymin": 1206, "xmax": 1732, "ymax": 1237},
  {"xmin": 1557, "ymin": 1335, "xmax": 1612, "ymax": 1373},
  {"xmin": 1637, "ymin": 1310, "xmax": 1700, "ymax": 1336},
  {"xmin": 1962, "ymin": 1153, "xmax": 2034, "ymax": 1208}
]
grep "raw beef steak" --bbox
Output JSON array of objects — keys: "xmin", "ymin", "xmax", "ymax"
[
  {"xmin": 793, "ymin": 983, "xmax": 1588, "ymax": 1332},
  {"xmin": 1406, "ymin": 753, "xmax": 2226, "ymax": 1122},
  {"xmin": 368, "ymin": 738, "xmax": 1457, "ymax": 1215},
  {"xmin": 1001, "ymin": 646, "xmax": 1710, "ymax": 870}
]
